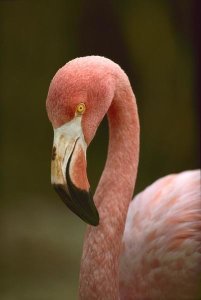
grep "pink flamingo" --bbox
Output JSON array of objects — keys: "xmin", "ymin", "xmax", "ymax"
[{"xmin": 46, "ymin": 56, "xmax": 201, "ymax": 300}]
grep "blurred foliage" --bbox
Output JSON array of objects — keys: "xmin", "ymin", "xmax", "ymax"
[{"xmin": 0, "ymin": 0, "xmax": 199, "ymax": 299}]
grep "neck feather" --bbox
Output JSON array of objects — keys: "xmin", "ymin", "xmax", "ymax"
[{"xmin": 79, "ymin": 71, "xmax": 140, "ymax": 299}]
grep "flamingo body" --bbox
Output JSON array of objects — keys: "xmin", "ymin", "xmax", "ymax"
[
  {"xmin": 120, "ymin": 170, "xmax": 201, "ymax": 299},
  {"xmin": 46, "ymin": 56, "xmax": 201, "ymax": 300}
]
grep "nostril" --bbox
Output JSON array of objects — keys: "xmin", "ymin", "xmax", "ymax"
[{"xmin": 52, "ymin": 146, "xmax": 56, "ymax": 160}]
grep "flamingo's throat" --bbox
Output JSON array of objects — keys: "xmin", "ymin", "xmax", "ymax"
[{"xmin": 51, "ymin": 118, "xmax": 99, "ymax": 226}]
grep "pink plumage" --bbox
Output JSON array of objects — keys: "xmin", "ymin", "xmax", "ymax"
[
  {"xmin": 120, "ymin": 170, "xmax": 201, "ymax": 299},
  {"xmin": 46, "ymin": 56, "xmax": 201, "ymax": 300}
]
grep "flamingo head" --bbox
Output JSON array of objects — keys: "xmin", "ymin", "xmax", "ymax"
[{"xmin": 46, "ymin": 56, "xmax": 116, "ymax": 226}]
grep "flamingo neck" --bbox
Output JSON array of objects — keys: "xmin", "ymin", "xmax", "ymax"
[{"xmin": 79, "ymin": 73, "xmax": 140, "ymax": 299}]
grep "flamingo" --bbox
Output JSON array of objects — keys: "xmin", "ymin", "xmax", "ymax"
[{"xmin": 46, "ymin": 56, "xmax": 201, "ymax": 300}]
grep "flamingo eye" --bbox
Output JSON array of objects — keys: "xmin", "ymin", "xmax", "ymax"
[{"xmin": 76, "ymin": 103, "xmax": 86, "ymax": 115}]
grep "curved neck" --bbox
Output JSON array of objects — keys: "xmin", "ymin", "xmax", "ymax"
[{"xmin": 79, "ymin": 73, "xmax": 140, "ymax": 299}]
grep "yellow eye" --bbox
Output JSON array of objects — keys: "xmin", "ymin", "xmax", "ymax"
[{"xmin": 76, "ymin": 102, "xmax": 86, "ymax": 115}]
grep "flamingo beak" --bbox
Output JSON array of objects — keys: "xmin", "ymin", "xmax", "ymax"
[{"xmin": 51, "ymin": 117, "xmax": 99, "ymax": 226}]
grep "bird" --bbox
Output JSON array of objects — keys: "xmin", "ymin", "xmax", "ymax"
[{"xmin": 46, "ymin": 56, "xmax": 201, "ymax": 300}]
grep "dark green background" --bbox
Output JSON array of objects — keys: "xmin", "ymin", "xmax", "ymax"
[{"xmin": 0, "ymin": 0, "xmax": 199, "ymax": 299}]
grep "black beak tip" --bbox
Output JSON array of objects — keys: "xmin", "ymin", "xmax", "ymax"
[
  {"xmin": 88, "ymin": 212, "xmax": 99, "ymax": 226},
  {"xmin": 53, "ymin": 183, "xmax": 100, "ymax": 227}
]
